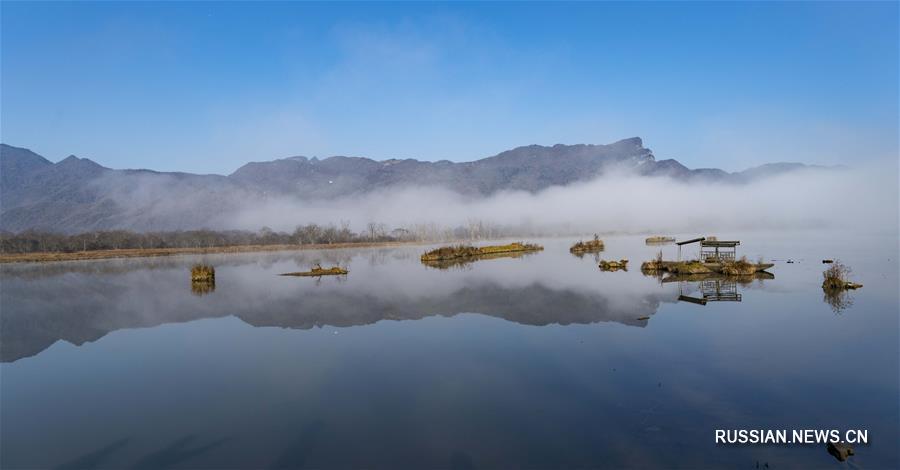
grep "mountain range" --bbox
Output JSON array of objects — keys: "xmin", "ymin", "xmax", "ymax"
[{"xmin": 1, "ymin": 137, "xmax": 815, "ymax": 233}]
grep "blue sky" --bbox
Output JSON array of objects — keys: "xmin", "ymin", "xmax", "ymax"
[{"xmin": 2, "ymin": 1, "xmax": 897, "ymax": 174}]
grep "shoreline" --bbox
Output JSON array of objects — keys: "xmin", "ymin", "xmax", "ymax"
[{"xmin": 0, "ymin": 240, "xmax": 428, "ymax": 264}]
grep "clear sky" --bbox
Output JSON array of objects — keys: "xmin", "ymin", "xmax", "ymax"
[{"xmin": 1, "ymin": 1, "xmax": 897, "ymax": 174}]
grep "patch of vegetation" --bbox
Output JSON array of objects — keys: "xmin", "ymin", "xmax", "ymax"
[
  {"xmin": 570, "ymin": 235, "xmax": 605, "ymax": 253},
  {"xmin": 190, "ymin": 264, "xmax": 215, "ymax": 282},
  {"xmin": 822, "ymin": 261, "xmax": 861, "ymax": 290},
  {"xmin": 641, "ymin": 250, "xmax": 665, "ymax": 271},
  {"xmin": 662, "ymin": 272, "xmax": 773, "ymax": 284},
  {"xmin": 190, "ymin": 264, "xmax": 215, "ymax": 296},
  {"xmin": 646, "ymin": 254, "xmax": 772, "ymax": 276},
  {"xmin": 421, "ymin": 245, "xmax": 481, "ymax": 261},
  {"xmin": 720, "ymin": 256, "xmax": 756, "ymax": 276},
  {"xmin": 667, "ymin": 260, "xmax": 713, "ymax": 274},
  {"xmin": 645, "ymin": 236, "xmax": 675, "ymax": 243},
  {"xmin": 421, "ymin": 242, "xmax": 543, "ymax": 262}
]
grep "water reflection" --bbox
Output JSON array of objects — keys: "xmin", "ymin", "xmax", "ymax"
[
  {"xmin": 570, "ymin": 251, "xmax": 603, "ymax": 262},
  {"xmin": 657, "ymin": 273, "xmax": 774, "ymax": 305},
  {"xmin": 698, "ymin": 279, "xmax": 741, "ymax": 302},
  {"xmin": 1, "ymin": 271, "xmax": 674, "ymax": 363},
  {"xmin": 678, "ymin": 279, "xmax": 741, "ymax": 304},
  {"xmin": 420, "ymin": 251, "xmax": 538, "ymax": 270},
  {"xmin": 1, "ymin": 244, "xmax": 654, "ymax": 363},
  {"xmin": 0, "ymin": 249, "xmax": 364, "ymax": 280},
  {"xmin": 0, "ymin": 244, "xmax": 788, "ymax": 363},
  {"xmin": 823, "ymin": 287, "xmax": 855, "ymax": 314},
  {"xmin": 190, "ymin": 280, "xmax": 216, "ymax": 296},
  {"xmin": 2, "ymin": 234, "xmax": 898, "ymax": 469}
]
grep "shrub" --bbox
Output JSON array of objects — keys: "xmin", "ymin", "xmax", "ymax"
[
  {"xmin": 822, "ymin": 261, "xmax": 851, "ymax": 290},
  {"xmin": 191, "ymin": 264, "xmax": 215, "ymax": 282}
]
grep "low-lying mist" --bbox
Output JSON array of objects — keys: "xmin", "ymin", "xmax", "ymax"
[{"xmin": 222, "ymin": 165, "xmax": 897, "ymax": 236}]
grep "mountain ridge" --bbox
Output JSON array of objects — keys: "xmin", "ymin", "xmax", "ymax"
[{"xmin": 0, "ymin": 139, "xmax": 823, "ymax": 233}]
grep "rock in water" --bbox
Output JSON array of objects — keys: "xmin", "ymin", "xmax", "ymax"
[{"xmin": 826, "ymin": 442, "xmax": 854, "ymax": 461}]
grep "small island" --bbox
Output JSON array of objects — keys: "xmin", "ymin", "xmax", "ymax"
[
  {"xmin": 281, "ymin": 264, "xmax": 348, "ymax": 277},
  {"xmin": 642, "ymin": 238, "xmax": 773, "ymax": 276},
  {"xmin": 191, "ymin": 264, "xmax": 215, "ymax": 282},
  {"xmin": 421, "ymin": 242, "xmax": 543, "ymax": 263},
  {"xmin": 190, "ymin": 264, "xmax": 216, "ymax": 295},
  {"xmin": 570, "ymin": 235, "xmax": 605, "ymax": 254},
  {"xmin": 821, "ymin": 262, "xmax": 862, "ymax": 290},
  {"xmin": 641, "ymin": 256, "xmax": 773, "ymax": 275},
  {"xmin": 645, "ymin": 236, "xmax": 675, "ymax": 244}
]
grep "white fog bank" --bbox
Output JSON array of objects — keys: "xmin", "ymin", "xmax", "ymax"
[{"xmin": 223, "ymin": 165, "xmax": 899, "ymax": 236}]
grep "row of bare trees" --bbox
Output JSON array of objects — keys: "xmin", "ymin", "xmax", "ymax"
[
  {"xmin": 0, "ymin": 224, "xmax": 396, "ymax": 254},
  {"xmin": 0, "ymin": 219, "xmax": 526, "ymax": 254}
]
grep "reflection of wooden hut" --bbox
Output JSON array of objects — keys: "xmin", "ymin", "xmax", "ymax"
[
  {"xmin": 678, "ymin": 293, "xmax": 708, "ymax": 305},
  {"xmin": 677, "ymin": 278, "xmax": 742, "ymax": 304},
  {"xmin": 675, "ymin": 237, "xmax": 740, "ymax": 262},
  {"xmin": 700, "ymin": 279, "xmax": 741, "ymax": 301}
]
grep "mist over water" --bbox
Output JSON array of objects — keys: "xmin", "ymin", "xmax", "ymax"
[{"xmin": 221, "ymin": 165, "xmax": 898, "ymax": 235}]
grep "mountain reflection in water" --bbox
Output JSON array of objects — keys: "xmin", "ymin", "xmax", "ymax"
[
  {"xmin": 2, "ymin": 249, "xmax": 681, "ymax": 362},
  {"xmin": 2, "ymin": 234, "xmax": 898, "ymax": 469}
]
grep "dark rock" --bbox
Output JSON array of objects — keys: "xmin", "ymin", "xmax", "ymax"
[{"xmin": 827, "ymin": 442, "xmax": 854, "ymax": 461}]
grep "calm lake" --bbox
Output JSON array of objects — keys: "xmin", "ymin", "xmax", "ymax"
[{"xmin": 2, "ymin": 233, "xmax": 898, "ymax": 468}]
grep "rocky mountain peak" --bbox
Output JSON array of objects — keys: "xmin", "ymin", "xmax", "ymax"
[{"xmin": 0, "ymin": 138, "xmax": 819, "ymax": 233}]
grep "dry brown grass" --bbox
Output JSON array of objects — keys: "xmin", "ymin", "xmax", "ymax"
[
  {"xmin": 569, "ymin": 238, "xmax": 605, "ymax": 253},
  {"xmin": 668, "ymin": 260, "xmax": 713, "ymax": 274},
  {"xmin": 0, "ymin": 240, "xmax": 424, "ymax": 264},
  {"xmin": 640, "ymin": 251, "xmax": 666, "ymax": 271},
  {"xmin": 720, "ymin": 256, "xmax": 756, "ymax": 275},
  {"xmin": 421, "ymin": 242, "xmax": 543, "ymax": 262},
  {"xmin": 190, "ymin": 264, "xmax": 215, "ymax": 282},
  {"xmin": 190, "ymin": 264, "xmax": 216, "ymax": 296},
  {"xmin": 421, "ymin": 244, "xmax": 481, "ymax": 261},
  {"xmin": 822, "ymin": 261, "xmax": 861, "ymax": 290}
]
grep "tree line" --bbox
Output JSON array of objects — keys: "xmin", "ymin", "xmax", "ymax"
[{"xmin": 0, "ymin": 220, "xmax": 520, "ymax": 254}]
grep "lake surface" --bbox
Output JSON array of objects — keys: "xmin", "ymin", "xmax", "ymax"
[{"xmin": 2, "ymin": 233, "xmax": 898, "ymax": 469}]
